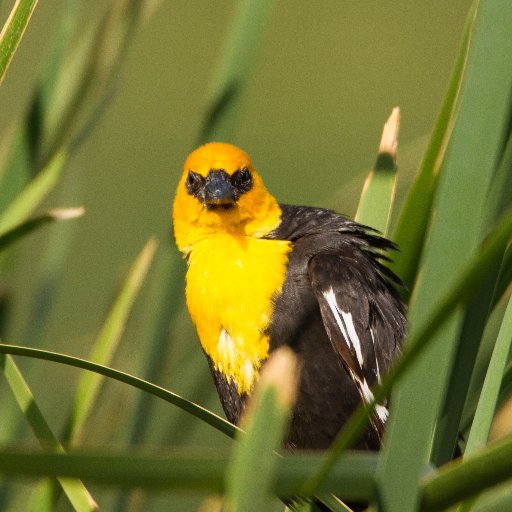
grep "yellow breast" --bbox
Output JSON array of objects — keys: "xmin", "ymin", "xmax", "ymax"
[{"xmin": 185, "ymin": 234, "xmax": 292, "ymax": 394}]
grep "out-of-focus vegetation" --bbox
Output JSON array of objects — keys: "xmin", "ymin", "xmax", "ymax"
[{"xmin": 1, "ymin": 1, "xmax": 512, "ymax": 511}]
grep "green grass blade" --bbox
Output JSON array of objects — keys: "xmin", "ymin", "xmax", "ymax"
[
  {"xmin": 0, "ymin": 207, "xmax": 83, "ymax": 252},
  {"xmin": 0, "ymin": 343, "xmax": 238, "ymax": 438},
  {"xmin": 0, "ymin": 0, "xmax": 38, "ymax": 83},
  {"xmin": 0, "ymin": 0, "xmax": 153, "ymax": 215},
  {"xmin": 0, "ymin": 354, "xmax": 98, "ymax": 511},
  {"xmin": 0, "ymin": 447, "xmax": 377, "ymax": 501},
  {"xmin": 19, "ymin": 1, "xmax": 158, "ymax": 363},
  {"xmin": 64, "ymin": 238, "xmax": 157, "ymax": 443},
  {"xmin": 464, "ymin": 293, "xmax": 512, "ymax": 455},
  {"xmin": 471, "ymin": 481, "xmax": 512, "ymax": 512},
  {"xmin": 377, "ymin": 0, "xmax": 512, "ymax": 508},
  {"xmin": 484, "ymin": 128, "xmax": 512, "ymax": 230},
  {"xmin": 420, "ymin": 432, "xmax": 512, "ymax": 511},
  {"xmin": 355, "ymin": 107, "xmax": 400, "ymax": 236},
  {"xmin": 0, "ymin": 149, "xmax": 67, "ymax": 236},
  {"xmin": 301, "ymin": 205, "xmax": 512, "ymax": 498},
  {"xmin": 118, "ymin": 250, "xmax": 184, "ymax": 445},
  {"xmin": 224, "ymin": 348, "xmax": 298, "ymax": 512},
  {"xmin": 439, "ymin": 131, "xmax": 512, "ymax": 463},
  {"xmin": 499, "ymin": 360, "xmax": 512, "ymax": 406},
  {"xmin": 390, "ymin": 2, "xmax": 475, "ymax": 292},
  {"xmin": 198, "ymin": 0, "xmax": 275, "ymax": 143}
]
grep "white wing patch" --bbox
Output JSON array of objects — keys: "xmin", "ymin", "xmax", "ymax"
[
  {"xmin": 323, "ymin": 287, "xmax": 364, "ymax": 367},
  {"xmin": 360, "ymin": 375, "xmax": 389, "ymax": 423},
  {"xmin": 370, "ymin": 327, "xmax": 381, "ymax": 383},
  {"xmin": 323, "ymin": 287, "xmax": 389, "ymax": 426}
]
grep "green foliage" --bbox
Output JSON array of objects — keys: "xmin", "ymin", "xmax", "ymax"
[
  {"xmin": 1, "ymin": 1, "xmax": 512, "ymax": 511},
  {"xmin": 0, "ymin": 0, "xmax": 39, "ymax": 83}
]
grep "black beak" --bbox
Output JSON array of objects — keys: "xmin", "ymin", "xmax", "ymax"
[{"xmin": 203, "ymin": 170, "xmax": 237, "ymax": 208}]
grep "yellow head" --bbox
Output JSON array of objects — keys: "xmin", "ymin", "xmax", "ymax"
[{"xmin": 173, "ymin": 142, "xmax": 282, "ymax": 253}]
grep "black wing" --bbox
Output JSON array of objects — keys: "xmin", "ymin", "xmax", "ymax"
[
  {"xmin": 307, "ymin": 238, "xmax": 405, "ymax": 440},
  {"xmin": 268, "ymin": 204, "xmax": 406, "ymax": 440}
]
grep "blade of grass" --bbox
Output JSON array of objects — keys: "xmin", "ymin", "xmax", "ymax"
[
  {"xmin": 63, "ymin": 238, "xmax": 157, "ymax": 443},
  {"xmin": 198, "ymin": 0, "xmax": 275, "ymax": 143},
  {"xmin": 390, "ymin": 2, "xmax": 475, "ymax": 292},
  {"xmin": 471, "ymin": 480, "xmax": 512, "ymax": 512},
  {"xmin": 463, "ymin": 293, "xmax": 512, "ymax": 454},
  {"xmin": 435, "ymin": 129, "xmax": 512, "ymax": 463},
  {"xmin": 0, "ymin": 0, "xmax": 38, "ymax": 83},
  {"xmin": 0, "ymin": 207, "xmax": 83, "ymax": 252},
  {"xmin": 0, "ymin": 148, "xmax": 67, "ymax": 237},
  {"xmin": 0, "ymin": 354, "xmax": 98, "ymax": 511},
  {"xmin": 499, "ymin": 360, "xmax": 512, "ymax": 406},
  {"xmin": 0, "ymin": 447, "xmax": 377, "ymax": 501},
  {"xmin": 0, "ymin": 0, "xmax": 155, "ymax": 213},
  {"xmin": 224, "ymin": 348, "xmax": 299, "ymax": 512},
  {"xmin": 355, "ymin": 107, "xmax": 400, "ymax": 236},
  {"xmin": 484, "ymin": 128, "xmax": 512, "ymax": 230},
  {"xmin": 377, "ymin": 0, "xmax": 512, "ymax": 508},
  {"xmin": 21, "ymin": 0, "xmax": 158, "ymax": 352},
  {"xmin": 301, "ymin": 204, "xmax": 512, "ymax": 498},
  {"xmin": 0, "ymin": 343, "xmax": 239, "ymax": 438},
  {"xmin": 420, "ymin": 432, "xmax": 512, "ymax": 511},
  {"xmin": 33, "ymin": 238, "xmax": 159, "ymax": 512}
]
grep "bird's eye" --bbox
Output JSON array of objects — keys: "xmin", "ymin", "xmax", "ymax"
[
  {"xmin": 231, "ymin": 167, "xmax": 252, "ymax": 192},
  {"xmin": 185, "ymin": 171, "xmax": 204, "ymax": 196}
]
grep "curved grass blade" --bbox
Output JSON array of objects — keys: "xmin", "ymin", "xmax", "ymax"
[
  {"xmin": 420, "ymin": 432, "xmax": 512, "ymax": 512},
  {"xmin": 460, "ymin": 292, "xmax": 512, "ymax": 460},
  {"xmin": 355, "ymin": 107, "xmax": 400, "ymax": 236},
  {"xmin": 471, "ymin": 480, "xmax": 512, "ymax": 512},
  {"xmin": 20, "ymin": 0, "xmax": 159, "ymax": 363},
  {"xmin": 378, "ymin": 1, "xmax": 512, "ymax": 508},
  {"xmin": 0, "ymin": 354, "xmax": 98, "ymax": 511},
  {"xmin": 0, "ymin": 0, "xmax": 39, "ymax": 83},
  {"xmin": 0, "ymin": 447, "xmax": 377, "ymax": 501},
  {"xmin": 0, "ymin": 207, "xmax": 83, "ymax": 252},
  {"xmin": 390, "ymin": 2, "xmax": 475, "ymax": 293},
  {"xmin": 301, "ymin": 204, "xmax": 512, "ymax": 498},
  {"xmin": 437, "ymin": 130, "xmax": 512, "ymax": 463},
  {"xmin": 64, "ymin": 238, "xmax": 157, "ymax": 443},
  {"xmin": 0, "ymin": 149, "xmax": 67, "ymax": 237},
  {"xmin": 0, "ymin": 343, "xmax": 238, "ymax": 438}
]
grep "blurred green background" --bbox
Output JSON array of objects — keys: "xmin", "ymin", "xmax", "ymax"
[{"xmin": 0, "ymin": 1, "xmax": 473, "ymax": 510}]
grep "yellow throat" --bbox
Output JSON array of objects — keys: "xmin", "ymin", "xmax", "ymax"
[{"xmin": 173, "ymin": 143, "xmax": 292, "ymax": 394}]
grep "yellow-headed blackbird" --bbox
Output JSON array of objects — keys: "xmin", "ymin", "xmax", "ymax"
[{"xmin": 173, "ymin": 142, "xmax": 406, "ymax": 450}]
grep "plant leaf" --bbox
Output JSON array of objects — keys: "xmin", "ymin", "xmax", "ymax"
[
  {"xmin": 0, "ymin": 207, "xmax": 83, "ymax": 252},
  {"xmin": 390, "ymin": 1, "xmax": 475, "ymax": 293},
  {"xmin": 355, "ymin": 107, "xmax": 400, "ymax": 236},
  {"xmin": 0, "ymin": 0, "xmax": 39, "ymax": 83},
  {"xmin": 224, "ymin": 348, "xmax": 299, "ymax": 512},
  {"xmin": 64, "ymin": 238, "xmax": 158, "ymax": 443},
  {"xmin": 198, "ymin": 0, "xmax": 276, "ymax": 143},
  {"xmin": 0, "ymin": 149, "xmax": 67, "ymax": 237},
  {"xmin": 0, "ymin": 354, "xmax": 98, "ymax": 511},
  {"xmin": 0, "ymin": 343, "xmax": 238, "ymax": 438},
  {"xmin": 377, "ymin": 1, "xmax": 512, "ymax": 509},
  {"xmin": 420, "ymin": 432, "xmax": 512, "ymax": 511},
  {"xmin": 0, "ymin": 446, "xmax": 377, "ymax": 501}
]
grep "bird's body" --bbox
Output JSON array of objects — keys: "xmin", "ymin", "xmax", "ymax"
[{"xmin": 173, "ymin": 142, "xmax": 406, "ymax": 450}]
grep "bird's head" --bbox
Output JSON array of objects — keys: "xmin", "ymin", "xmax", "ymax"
[{"xmin": 173, "ymin": 142, "xmax": 281, "ymax": 253}]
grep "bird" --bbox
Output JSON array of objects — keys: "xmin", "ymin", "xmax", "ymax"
[{"xmin": 173, "ymin": 142, "xmax": 406, "ymax": 450}]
